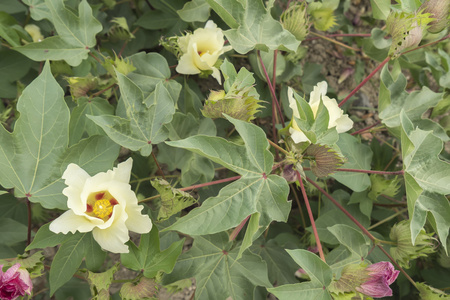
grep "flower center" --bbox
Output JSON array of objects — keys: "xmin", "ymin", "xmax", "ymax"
[
  {"xmin": 93, "ymin": 199, "xmax": 112, "ymax": 219},
  {"xmin": 85, "ymin": 190, "xmax": 118, "ymax": 221}
]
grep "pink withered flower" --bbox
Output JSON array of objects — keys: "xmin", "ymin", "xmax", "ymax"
[
  {"xmin": 356, "ymin": 261, "xmax": 400, "ymax": 298},
  {"xmin": 0, "ymin": 264, "xmax": 32, "ymax": 300}
]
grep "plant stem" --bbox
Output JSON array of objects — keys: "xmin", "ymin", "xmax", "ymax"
[
  {"xmin": 309, "ymin": 31, "xmax": 360, "ymax": 52},
  {"xmin": 138, "ymin": 175, "xmax": 242, "ymax": 203},
  {"xmin": 151, "ymin": 151, "xmax": 166, "ymax": 180},
  {"xmin": 229, "ymin": 215, "xmax": 250, "ymax": 241},
  {"xmin": 26, "ymin": 199, "xmax": 31, "ymax": 246},
  {"xmin": 351, "ymin": 120, "xmax": 382, "ymax": 136},
  {"xmin": 89, "ymin": 52, "xmax": 103, "ymax": 64},
  {"xmin": 290, "ymin": 183, "xmax": 307, "ymax": 229},
  {"xmin": 401, "ymin": 33, "xmax": 450, "ymax": 55},
  {"xmin": 306, "ymin": 176, "xmax": 418, "ymax": 289},
  {"xmin": 336, "ymin": 168, "xmax": 404, "ymax": 175},
  {"xmin": 90, "ymin": 83, "xmax": 116, "ymax": 98},
  {"xmin": 296, "ymin": 171, "xmax": 326, "ymax": 262},
  {"xmin": 377, "ymin": 245, "xmax": 418, "ymax": 288},
  {"xmin": 305, "ymin": 176, "xmax": 377, "ymax": 241},
  {"xmin": 272, "ymin": 50, "xmax": 278, "ymax": 96},
  {"xmin": 268, "ymin": 139, "xmax": 289, "ymax": 156},
  {"xmin": 256, "ymin": 50, "xmax": 285, "ymax": 125},
  {"xmin": 179, "ymin": 175, "xmax": 241, "ymax": 192},
  {"xmin": 304, "ymin": 33, "xmax": 372, "ymax": 41},
  {"xmin": 368, "ymin": 208, "xmax": 407, "ymax": 230},
  {"xmin": 338, "ymin": 56, "xmax": 390, "ymax": 108}
]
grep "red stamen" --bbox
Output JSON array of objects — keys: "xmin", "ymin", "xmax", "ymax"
[
  {"xmin": 110, "ymin": 199, "xmax": 118, "ymax": 206},
  {"xmin": 95, "ymin": 192, "xmax": 105, "ymax": 200},
  {"xmin": 86, "ymin": 204, "xmax": 93, "ymax": 213}
]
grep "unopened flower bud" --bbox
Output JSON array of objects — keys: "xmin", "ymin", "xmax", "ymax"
[
  {"xmin": 419, "ymin": 0, "xmax": 450, "ymax": 33},
  {"xmin": 305, "ymin": 144, "xmax": 345, "ymax": 177},
  {"xmin": 202, "ymin": 87, "xmax": 263, "ymax": 122},
  {"xmin": 281, "ymin": 164, "xmax": 299, "ymax": 182},
  {"xmin": 24, "ymin": 24, "xmax": 44, "ymax": 43},
  {"xmin": 389, "ymin": 220, "xmax": 436, "ymax": 268},
  {"xmin": 281, "ymin": 2, "xmax": 310, "ymax": 41}
]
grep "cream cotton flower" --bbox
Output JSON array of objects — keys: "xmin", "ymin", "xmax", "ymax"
[
  {"xmin": 288, "ymin": 81, "xmax": 353, "ymax": 143},
  {"xmin": 176, "ymin": 20, "xmax": 232, "ymax": 84},
  {"xmin": 49, "ymin": 158, "xmax": 152, "ymax": 253}
]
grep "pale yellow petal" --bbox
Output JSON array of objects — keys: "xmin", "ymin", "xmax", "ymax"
[
  {"xmin": 92, "ymin": 218, "xmax": 130, "ymax": 253},
  {"xmin": 49, "ymin": 210, "xmax": 97, "ymax": 234},
  {"xmin": 125, "ymin": 204, "xmax": 152, "ymax": 234}
]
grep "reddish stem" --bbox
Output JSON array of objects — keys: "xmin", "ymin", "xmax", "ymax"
[
  {"xmin": 338, "ymin": 56, "xmax": 390, "ymax": 108},
  {"xmin": 256, "ymin": 50, "xmax": 285, "ymax": 125},
  {"xmin": 26, "ymin": 199, "xmax": 31, "ymax": 246},
  {"xmin": 296, "ymin": 171, "xmax": 326, "ymax": 262},
  {"xmin": 180, "ymin": 176, "xmax": 241, "ymax": 192},
  {"xmin": 377, "ymin": 245, "xmax": 417, "ymax": 288},
  {"xmin": 305, "ymin": 176, "xmax": 377, "ymax": 241},
  {"xmin": 229, "ymin": 215, "xmax": 250, "ymax": 241},
  {"xmin": 351, "ymin": 120, "xmax": 382, "ymax": 135},
  {"xmin": 151, "ymin": 151, "xmax": 166, "ymax": 180},
  {"xmin": 402, "ymin": 33, "xmax": 450, "ymax": 55},
  {"xmin": 272, "ymin": 50, "xmax": 278, "ymax": 96}
]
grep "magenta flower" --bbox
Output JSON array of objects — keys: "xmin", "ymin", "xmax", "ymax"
[
  {"xmin": 356, "ymin": 261, "xmax": 400, "ymax": 298},
  {"xmin": 0, "ymin": 264, "xmax": 32, "ymax": 300}
]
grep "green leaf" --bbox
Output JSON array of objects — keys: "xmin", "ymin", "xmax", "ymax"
[
  {"xmin": 268, "ymin": 249, "xmax": 333, "ymax": 300},
  {"xmin": 251, "ymin": 237, "xmax": 299, "ymax": 285},
  {"xmin": 268, "ymin": 281, "xmax": 332, "ymax": 300},
  {"xmin": 158, "ymin": 113, "xmax": 216, "ymax": 187},
  {"xmin": 164, "ymin": 116, "xmax": 291, "ymax": 239},
  {"xmin": 163, "ymin": 233, "xmax": 272, "ymax": 300},
  {"xmin": 379, "ymin": 68, "xmax": 446, "ymax": 140},
  {"xmin": 69, "ymin": 97, "xmax": 115, "ymax": 146},
  {"xmin": 331, "ymin": 134, "xmax": 372, "ymax": 192},
  {"xmin": 0, "ymin": 62, "xmax": 119, "ymax": 209},
  {"xmin": 205, "ymin": 0, "xmax": 300, "ymax": 54},
  {"xmin": 49, "ymin": 233, "xmax": 90, "ymax": 295},
  {"xmin": 370, "ymin": 0, "xmax": 390, "ymax": 20},
  {"xmin": 15, "ymin": 0, "xmax": 102, "ymax": 66},
  {"xmin": 400, "ymin": 112, "xmax": 450, "ymax": 251},
  {"xmin": 177, "ymin": 0, "xmax": 210, "ymax": 22},
  {"xmin": 23, "ymin": 0, "xmax": 50, "ymax": 21},
  {"xmin": 127, "ymin": 52, "xmax": 181, "ymax": 102},
  {"xmin": 0, "ymin": 193, "xmax": 27, "ymax": 225},
  {"xmin": 121, "ymin": 226, "xmax": 184, "ymax": 278},
  {"xmin": 0, "ymin": 218, "xmax": 28, "ymax": 246},
  {"xmin": 0, "ymin": 49, "xmax": 32, "ymax": 98},
  {"xmin": 327, "ymin": 224, "xmax": 370, "ymax": 258},
  {"xmin": 89, "ymin": 72, "xmax": 176, "ymax": 156},
  {"xmin": 26, "ymin": 223, "xmax": 72, "ymax": 251},
  {"xmin": 84, "ymin": 234, "xmax": 106, "ymax": 272}
]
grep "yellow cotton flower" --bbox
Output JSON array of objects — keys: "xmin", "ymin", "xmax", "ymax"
[
  {"xmin": 288, "ymin": 81, "xmax": 353, "ymax": 143},
  {"xmin": 176, "ymin": 20, "xmax": 232, "ymax": 84},
  {"xmin": 49, "ymin": 158, "xmax": 152, "ymax": 253}
]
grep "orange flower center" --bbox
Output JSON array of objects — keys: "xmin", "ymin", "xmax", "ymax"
[{"xmin": 85, "ymin": 191, "xmax": 118, "ymax": 221}]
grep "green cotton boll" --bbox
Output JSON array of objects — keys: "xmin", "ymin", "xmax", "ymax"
[
  {"xmin": 419, "ymin": 0, "xmax": 450, "ymax": 33},
  {"xmin": 386, "ymin": 11, "xmax": 434, "ymax": 57},
  {"xmin": 280, "ymin": 2, "xmax": 310, "ymax": 41},
  {"xmin": 389, "ymin": 220, "xmax": 437, "ymax": 269}
]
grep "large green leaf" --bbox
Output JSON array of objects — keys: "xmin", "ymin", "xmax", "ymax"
[
  {"xmin": 157, "ymin": 113, "xmax": 216, "ymax": 187},
  {"xmin": 163, "ymin": 233, "xmax": 272, "ymax": 300},
  {"xmin": 331, "ymin": 134, "xmax": 372, "ymax": 192},
  {"xmin": 14, "ymin": 0, "xmax": 102, "ymax": 66},
  {"xmin": 379, "ymin": 67, "xmax": 447, "ymax": 141},
  {"xmin": 26, "ymin": 223, "xmax": 72, "ymax": 251},
  {"xmin": 89, "ymin": 71, "xmax": 176, "ymax": 156},
  {"xmin": 69, "ymin": 97, "xmax": 114, "ymax": 146},
  {"xmin": 121, "ymin": 226, "xmax": 184, "ymax": 278},
  {"xmin": 177, "ymin": 0, "xmax": 211, "ymax": 22},
  {"xmin": 268, "ymin": 249, "xmax": 333, "ymax": 300},
  {"xmin": 205, "ymin": 0, "xmax": 300, "ymax": 54},
  {"xmin": 369, "ymin": 0, "xmax": 390, "ymax": 20},
  {"xmin": 49, "ymin": 233, "xmax": 90, "ymax": 295},
  {"xmin": 400, "ymin": 112, "xmax": 450, "ymax": 251},
  {"xmin": 0, "ymin": 218, "xmax": 28, "ymax": 246},
  {"xmin": 0, "ymin": 62, "xmax": 119, "ymax": 209},
  {"xmin": 327, "ymin": 224, "xmax": 371, "ymax": 258},
  {"xmin": 164, "ymin": 116, "xmax": 291, "ymax": 245},
  {"xmin": 0, "ymin": 49, "xmax": 33, "ymax": 98}
]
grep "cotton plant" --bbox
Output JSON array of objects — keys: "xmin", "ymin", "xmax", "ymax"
[{"xmin": 1, "ymin": 0, "xmax": 450, "ymax": 299}]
